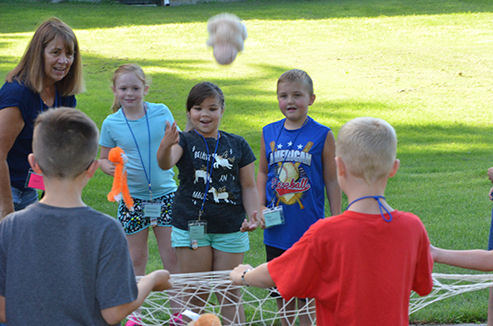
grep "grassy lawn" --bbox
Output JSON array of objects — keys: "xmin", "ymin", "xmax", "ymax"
[{"xmin": 2, "ymin": 0, "xmax": 493, "ymax": 323}]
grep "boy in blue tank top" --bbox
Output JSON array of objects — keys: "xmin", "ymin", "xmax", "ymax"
[{"xmin": 257, "ymin": 69, "xmax": 342, "ymax": 326}]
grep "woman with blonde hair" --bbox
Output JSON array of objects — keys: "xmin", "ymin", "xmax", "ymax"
[{"xmin": 0, "ymin": 17, "xmax": 84, "ymax": 219}]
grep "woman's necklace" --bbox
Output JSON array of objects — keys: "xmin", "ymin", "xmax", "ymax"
[{"xmin": 40, "ymin": 87, "xmax": 56, "ymax": 107}]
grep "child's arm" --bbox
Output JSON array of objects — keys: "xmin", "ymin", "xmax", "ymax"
[
  {"xmin": 487, "ymin": 167, "xmax": 493, "ymax": 199},
  {"xmin": 230, "ymin": 263, "xmax": 276, "ymax": 288},
  {"xmin": 101, "ymin": 270, "xmax": 171, "ymax": 325},
  {"xmin": 157, "ymin": 121, "xmax": 183, "ymax": 170},
  {"xmin": 0, "ymin": 295, "xmax": 5, "ymax": 323},
  {"xmin": 488, "ymin": 166, "xmax": 493, "ymax": 183},
  {"xmin": 322, "ymin": 131, "xmax": 341, "ymax": 216},
  {"xmin": 431, "ymin": 245, "xmax": 493, "ymax": 271},
  {"xmin": 239, "ymin": 162, "xmax": 260, "ymax": 232},
  {"xmin": 256, "ymin": 133, "xmax": 268, "ymax": 228},
  {"xmin": 99, "ymin": 146, "xmax": 115, "ymax": 176}
]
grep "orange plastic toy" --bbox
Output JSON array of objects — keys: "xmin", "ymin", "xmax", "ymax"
[{"xmin": 107, "ymin": 147, "xmax": 134, "ymax": 211}]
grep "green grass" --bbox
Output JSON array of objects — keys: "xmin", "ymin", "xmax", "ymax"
[{"xmin": 2, "ymin": 0, "xmax": 493, "ymax": 323}]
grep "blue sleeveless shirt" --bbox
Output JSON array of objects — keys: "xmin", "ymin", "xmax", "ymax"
[{"xmin": 263, "ymin": 117, "xmax": 330, "ymax": 250}]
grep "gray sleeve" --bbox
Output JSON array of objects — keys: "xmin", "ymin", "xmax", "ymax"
[
  {"xmin": 0, "ymin": 220, "xmax": 9, "ymax": 297},
  {"xmin": 95, "ymin": 222, "xmax": 138, "ymax": 310}
]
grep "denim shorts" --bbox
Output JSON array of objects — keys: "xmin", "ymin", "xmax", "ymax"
[
  {"xmin": 118, "ymin": 193, "xmax": 174, "ymax": 235},
  {"xmin": 11, "ymin": 186, "xmax": 38, "ymax": 211},
  {"xmin": 171, "ymin": 226, "xmax": 249, "ymax": 253}
]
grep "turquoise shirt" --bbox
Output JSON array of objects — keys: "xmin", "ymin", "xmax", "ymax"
[{"xmin": 100, "ymin": 102, "xmax": 177, "ymax": 200}]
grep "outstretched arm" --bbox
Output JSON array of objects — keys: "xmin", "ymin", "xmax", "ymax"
[
  {"xmin": 256, "ymin": 133, "xmax": 268, "ymax": 228},
  {"xmin": 431, "ymin": 245, "xmax": 493, "ymax": 271},
  {"xmin": 157, "ymin": 121, "xmax": 183, "ymax": 170},
  {"xmin": 230, "ymin": 263, "xmax": 276, "ymax": 288},
  {"xmin": 101, "ymin": 270, "xmax": 172, "ymax": 325},
  {"xmin": 0, "ymin": 107, "xmax": 24, "ymax": 220},
  {"xmin": 322, "ymin": 131, "xmax": 341, "ymax": 216},
  {"xmin": 239, "ymin": 162, "xmax": 261, "ymax": 232}
]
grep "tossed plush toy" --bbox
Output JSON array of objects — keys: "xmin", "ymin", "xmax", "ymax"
[
  {"xmin": 206, "ymin": 13, "xmax": 247, "ymax": 65},
  {"xmin": 186, "ymin": 313, "xmax": 221, "ymax": 326},
  {"xmin": 107, "ymin": 147, "xmax": 134, "ymax": 211}
]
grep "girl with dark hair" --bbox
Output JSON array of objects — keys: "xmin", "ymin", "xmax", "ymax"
[{"xmin": 157, "ymin": 82, "xmax": 260, "ymax": 325}]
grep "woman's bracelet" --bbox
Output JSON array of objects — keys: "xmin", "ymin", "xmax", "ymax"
[{"xmin": 241, "ymin": 268, "xmax": 252, "ymax": 287}]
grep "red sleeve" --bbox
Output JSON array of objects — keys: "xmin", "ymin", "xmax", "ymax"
[
  {"xmin": 268, "ymin": 223, "xmax": 322, "ymax": 300},
  {"xmin": 412, "ymin": 224, "xmax": 434, "ymax": 296}
]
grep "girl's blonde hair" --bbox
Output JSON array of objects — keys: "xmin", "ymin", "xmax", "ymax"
[
  {"xmin": 110, "ymin": 64, "xmax": 149, "ymax": 112},
  {"xmin": 6, "ymin": 17, "xmax": 85, "ymax": 96}
]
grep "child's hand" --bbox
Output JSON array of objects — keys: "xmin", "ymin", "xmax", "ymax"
[
  {"xmin": 259, "ymin": 206, "xmax": 267, "ymax": 229},
  {"xmin": 100, "ymin": 159, "xmax": 117, "ymax": 177},
  {"xmin": 488, "ymin": 167, "xmax": 493, "ymax": 183},
  {"xmin": 160, "ymin": 121, "xmax": 180, "ymax": 150},
  {"xmin": 108, "ymin": 162, "xmax": 116, "ymax": 177},
  {"xmin": 230, "ymin": 264, "xmax": 253, "ymax": 285},
  {"xmin": 488, "ymin": 186, "xmax": 493, "ymax": 201},
  {"xmin": 148, "ymin": 270, "xmax": 172, "ymax": 292},
  {"xmin": 240, "ymin": 210, "xmax": 259, "ymax": 232}
]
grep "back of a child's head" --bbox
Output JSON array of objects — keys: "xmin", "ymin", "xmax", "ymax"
[
  {"xmin": 110, "ymin": 63, "xmax": 148, "ymax": 112},
  {"xmin": 33, "ymin": 108, "xmax": 99, "ymax": 179},
  {"xmin": 277, "ymin": 69, "xmax": 314, "ymax": 96},
  {"xmin": 336, "ymin": 117, "xmax": 397, "ymax": 185},
  {"xmin": 186, "ymin": 81, "xmax": 225, "ymax": 111}
]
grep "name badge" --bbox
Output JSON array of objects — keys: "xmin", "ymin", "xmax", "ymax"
[
  {"xmin": 188, "ymin": 220, "xmax": 207, "ymax": 240},
  {"xmin": 144, "ymin": 203, "xmax": 161, "ymax": 226},
  {"xmin": 263, "ymin": 206, "xmax": 284, "ymax": 228},
  {"xmin": 25, "ymin": 169, "xmax": 45, "ymax": 191}
]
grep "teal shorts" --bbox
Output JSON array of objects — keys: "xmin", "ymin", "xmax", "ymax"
[{"xmin": 171, "ymin": 226, "xmax": 250, "ymax": 253}]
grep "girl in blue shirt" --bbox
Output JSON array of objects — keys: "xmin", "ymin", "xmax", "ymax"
[{"xmin": 99, "ymin": 64, "xmax": 180, "ymax": 326}]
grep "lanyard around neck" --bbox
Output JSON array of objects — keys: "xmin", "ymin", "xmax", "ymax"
[
  {"xmin": 122, "ymin": 103, "xmax": 152, "ymax": 199},
  {"xmin": 267, "ymin": 117, "xmax": 309, "ymax": 208},
  {"xmin": 195, "ymin": 130, "xmax": 220, "ymax": 219},
  {"xmin": 346, "ymin": 195, "xmax": 393, "ymax": 222}
]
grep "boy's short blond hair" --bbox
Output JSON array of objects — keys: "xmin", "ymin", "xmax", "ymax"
[
  {"xmin": 277, "ymin": 69, "xmax": 314, "ymax": 96},
  {"xmin": 336, "ymin": 117, "xmax": 397, "ymax": 185},
  {"xmin": 33, "ymin": 108, "xmax": 99, "ymax": 179}
]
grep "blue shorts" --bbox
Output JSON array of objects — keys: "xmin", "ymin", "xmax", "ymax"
[
  {"xmin": 118, "ymin": 193, "xmax": 174, "ymax": 235},
  {"xmin": 171, "ymin": 226, "xmax": 249, "ymax": 253},
  {"xmin": 11, "ymin": 186, "xmax": 38, "ymax": 211}
]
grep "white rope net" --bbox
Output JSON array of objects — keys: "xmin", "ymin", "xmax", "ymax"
[
  {"xmin": 129, "ymin": 271, "xmax": 493, "ymax": 326},
  {"xmin": 409, "ymin": 273, "xmax": 493, "ymax": 314}
]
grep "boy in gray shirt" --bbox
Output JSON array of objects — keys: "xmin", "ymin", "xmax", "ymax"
[{"xmin": 0, "ymin": 108, "xmax": 171, "ymax": 325}]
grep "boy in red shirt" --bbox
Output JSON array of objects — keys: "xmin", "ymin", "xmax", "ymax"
[{"xmin": 230, "ymin": 117, "xmax": 434, "ymax": 326}]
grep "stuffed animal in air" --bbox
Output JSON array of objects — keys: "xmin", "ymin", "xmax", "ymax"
[
  {"xmin": 107, "ymin": 147, "xmax": 134, "ymax": 211},
  {"xmin": 206, "ymin": 13, "xmax": 247, "ymax": 65},
  {"xmin": 186, "ymin": 313, "xmax": 222, "ymax": 326}
]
